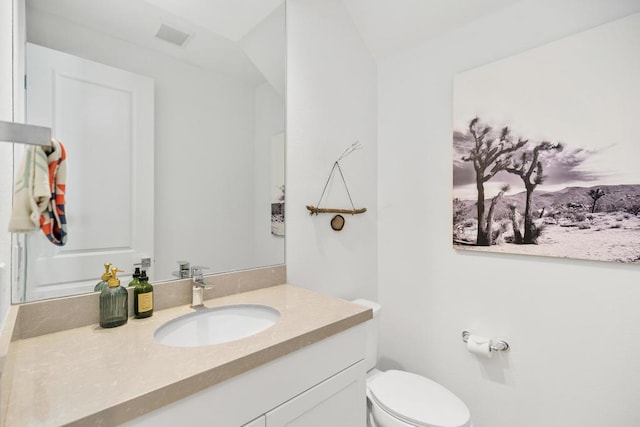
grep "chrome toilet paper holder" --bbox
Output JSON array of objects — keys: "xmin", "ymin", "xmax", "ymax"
[{"xmin": 462, "ymin": 331, "xmax": 510, "ymax": 352}]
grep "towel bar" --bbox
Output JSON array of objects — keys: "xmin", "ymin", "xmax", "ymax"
[{"xmin": 0, "ymin": 120, "xmax": 52, "ymax": 147}]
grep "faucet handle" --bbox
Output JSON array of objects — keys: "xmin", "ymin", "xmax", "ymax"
[
  {"xmin": 192, "ymin": 267, "xmax": 203, "ymax": 280},
  {"xmin": 191, "ymin": 269, "xmax": 214, "ymax": 290},
  {"xmin": 177, "ymin": 261, "xmax": 191, "ymax": 278},
  {"xmin": 190, "ymin": 266, "xmax": 209, "ymax": 277}
]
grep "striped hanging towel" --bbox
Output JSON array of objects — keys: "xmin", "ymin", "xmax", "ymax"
[
  {"xmin": 39, "ymin": 138, "xmax": 68, "ymax": 246},
  {"xmin": 8, "ymin": 144, "xmax": 50, "ymax": 233}
]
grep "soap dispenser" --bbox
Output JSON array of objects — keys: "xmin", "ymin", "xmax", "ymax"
[
  {"xmin": 94, "ymin": 262, "xmax": 112, "ymax": 292},
  {"xmin": 128, "ymin": 266, "xmax": 141, "ymax": 287},
  {"xmin": 99, "ymin": 267, "xmax": 128, "ymax": 328},
  {"xmin": 134, "ymin": 270, "xmax": 153, "ymax": 318}
]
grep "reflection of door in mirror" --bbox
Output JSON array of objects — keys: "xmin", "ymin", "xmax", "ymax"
[{"xmin": 23, "ymin": 43, "xmax": 154, "ymax": 301}]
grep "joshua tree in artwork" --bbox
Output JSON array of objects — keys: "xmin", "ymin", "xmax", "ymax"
[
  {"xmin": 506, "ymin": 140, "xmax": 563, "ymax": 244},
  {"xmin": 485, "ymin": 184, "xmax": 510, "ymax": 244},
  {"xmin": 588, "ymin": 188, "xmax": 606, "ymax": 213},
  {"xmin": 508, "ymin": 202, "xmax": 524, "ymax": 244},
  {"xmin": 461, "ymin": 118, "xmax": 527, "ymax": 245}
]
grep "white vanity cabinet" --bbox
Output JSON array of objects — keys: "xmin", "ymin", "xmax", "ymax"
[
  {"xmin": 240, "ymin": 361, "xmax": 363, "ymax": 427},
  {"xmin": 264, "ymin": 360, "xmax": 364, "ymax": 426},
  {"xmin": 124, "ymin": 323, "xmax": 366, "ymax": 427}
]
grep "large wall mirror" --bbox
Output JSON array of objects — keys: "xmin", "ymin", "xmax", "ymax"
[{"xmin": 13, "ymin": 0, "xmax": 286, "ymax": 302}]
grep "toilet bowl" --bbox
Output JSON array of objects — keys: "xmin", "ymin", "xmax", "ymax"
[{"xmin": 352, "ymin": 299, "xmax": 472, "ymax": 427}]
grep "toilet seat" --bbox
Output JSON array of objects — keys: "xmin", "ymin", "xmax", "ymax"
[{"xmin": 367, "ymin": 370, "xmax": 471, "ymax": 427}]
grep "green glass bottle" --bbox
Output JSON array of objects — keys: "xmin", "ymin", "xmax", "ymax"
[
  {"xmin": 128, "ymin": 267, "xmax": 141, "ymax": 287},
  {"xmin": 134, "ymin": 270, "xmax": 153, "ymax": 319},
  {"xmin": 94, "ymin": 262, "xmax": 111, "ymax": 292},
  {"xmin": 99, "ymin": 267, "xmax": 128, "ymax": 328}
]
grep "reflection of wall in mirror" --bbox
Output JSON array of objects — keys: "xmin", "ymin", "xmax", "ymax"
[
  {"xmin": 25, "ymin": 6, "xmax": 285, "ymax": 289},
  {"xmin": 253, "ymin": 84, "xmax": 286, "ymax": 265},
  {"xmin": 271, "ymin": 133, "xmax": 285, "ymax": 236}
]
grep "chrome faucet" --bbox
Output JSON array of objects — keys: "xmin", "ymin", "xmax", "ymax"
[{"xmin": 191, "ymin": 267, "xmax": 213, "ymax": 308}]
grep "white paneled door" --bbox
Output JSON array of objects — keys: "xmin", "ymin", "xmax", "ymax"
[{"xmin": 25, "ymin": 43, "xmax": 154, "ymax": 300}]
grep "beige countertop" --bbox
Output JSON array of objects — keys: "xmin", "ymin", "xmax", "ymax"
[{"xmin": 4, "ymin": 284, "xmax": 371, "ymax": 426}]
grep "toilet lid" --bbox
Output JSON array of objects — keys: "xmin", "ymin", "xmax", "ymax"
[{"xmin": 368, "ymin": 370, "xmax": 470, "ymax": 427}]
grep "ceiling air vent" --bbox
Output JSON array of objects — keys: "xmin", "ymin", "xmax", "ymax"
[{"xmin": 155, "ymin": 24, "xmax": 191, "ymax": 47}]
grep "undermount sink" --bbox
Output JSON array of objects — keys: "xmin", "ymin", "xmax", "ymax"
[{"xmin": 154, "ymin": 304, "xmax": 281, "ymax": 348}]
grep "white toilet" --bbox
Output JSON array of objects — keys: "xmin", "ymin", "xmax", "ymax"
[{"xmin": 352, "ymin": 299, "xmax": 472, "ymax": 427}]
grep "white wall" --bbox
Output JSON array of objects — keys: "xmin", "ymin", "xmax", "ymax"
[
  {"xmin": 242, "ymin": 4, "xmax": 286, "ymax": 99},
  {"xmin": 0, "ymin": 0, "xmax": 14, "ymax": 331},
  {"xmin": 286, "ymin": 0, "xmax": 377, "ymax": 300},
  {"xmin": 26, "ymin": 9, "xmax": 272, "ymax": 280},
  {"xmin": 377, "ymin": 1, "xmax": 640, "ymax": 426},
  {"xmin": 253, "ymin": 82, "xmax": 285, "ymax": 266}
]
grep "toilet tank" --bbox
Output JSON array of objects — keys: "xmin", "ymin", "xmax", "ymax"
[{"xmin": 351, "ymin": 299, "xmax": 381, "ymax": 372}]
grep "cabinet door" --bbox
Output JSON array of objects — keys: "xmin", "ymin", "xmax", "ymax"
[
  {"xmin": 243, "ymin": 415, "xmax": 266, "ymax": 427},
  {"xmin": 266, "ymin": 361, "xmax": 365, "ymax": 427}
]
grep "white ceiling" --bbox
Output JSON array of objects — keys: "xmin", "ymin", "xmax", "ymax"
[
  {"xmin": 342, "ymin": 0, "xmax": 519, "ymax": 60},
  {"xmin": 26, "ymin": 0, "xmax": 518, "ymax": 87},
  {"xmin": 26, "ymin": 0, "xmax": 285, "ymax": 88},
  {"xmin": 142, "ymin": 0, "xmax": 285, "ymax": 42}
]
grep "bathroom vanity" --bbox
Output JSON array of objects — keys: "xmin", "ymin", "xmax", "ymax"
[{"xmin": 0, "ymin": 282, "xmax": 371, "ymax": 426}]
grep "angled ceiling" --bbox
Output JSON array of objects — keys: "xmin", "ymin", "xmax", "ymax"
[
  {"xmin": 143, "ymin": 0, "xmax": 285, "ymax": 42},
  {"xmin": 26, "ymin": 0, "xmax": 285, "ymax": 88},
  {"xmin": 26, "ymin": 0, "xmax": 518, "ymax": 87},
  {"xmin": 342, "ymin": 0, "xmax": 519, "ymax": 60}
]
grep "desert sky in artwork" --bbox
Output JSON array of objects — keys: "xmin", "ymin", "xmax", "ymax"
[{"xmin": 453, "ymin": 13, "xmax": 640, "ymax": 201}]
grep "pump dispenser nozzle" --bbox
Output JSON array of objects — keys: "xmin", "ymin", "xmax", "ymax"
[
  {"xmin": 94, "ymin": 262, "xmax": 113, "ymax": 292},
  {"xmin": 101, "ymin": 262, "xmax": 112, "ymax": 281},
  {"xmin": 107, "ymin": 267, "xmax": 124, "ymax": 287}
]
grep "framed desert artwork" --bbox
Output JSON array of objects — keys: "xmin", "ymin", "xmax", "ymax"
[{"xmin": 452, "ymin": 13, "xmax": 640, "ymax": 264}]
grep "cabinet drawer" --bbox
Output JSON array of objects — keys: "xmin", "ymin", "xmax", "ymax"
[{"xmin": 266, "ymin": 361, "xmax": 366, "ymax": 427}]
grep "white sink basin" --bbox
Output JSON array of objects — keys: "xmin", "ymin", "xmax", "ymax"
[{"xmin": 154, "ymin": 304, "xmax": 280, "ymax": 348}]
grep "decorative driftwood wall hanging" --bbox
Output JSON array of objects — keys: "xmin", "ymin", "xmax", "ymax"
[{"xmin": 306, "ymin": 142, "xmax": 367, "ymax": 230}]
